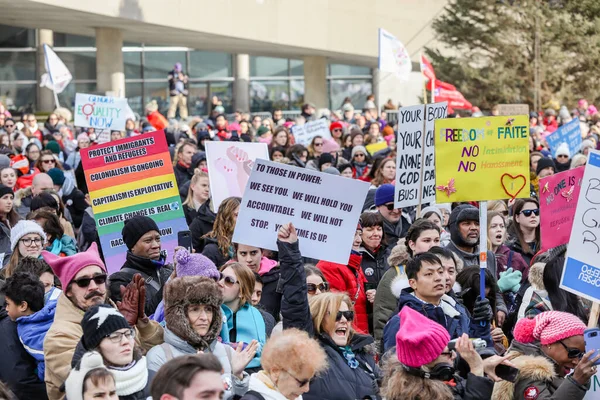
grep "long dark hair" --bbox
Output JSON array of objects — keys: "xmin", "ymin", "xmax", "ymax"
[
  {"xmin": 404, "ymin": 219, "xmax": 441, "ymax": 257},
  {"xmin": 456, "ymin": 266, "xmax": 499, "ymax": 324},
  {"xmin": 509, "ymin": 198, "xmax": 541, "ymax": 254},
  {"xmin": 543, "ymin": 254, "xmax": 588, "ymax": 322}
]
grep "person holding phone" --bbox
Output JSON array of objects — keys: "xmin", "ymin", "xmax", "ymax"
[{"xmin": 493, "ymin": 310, "xmax": 600, "ymax": 400}]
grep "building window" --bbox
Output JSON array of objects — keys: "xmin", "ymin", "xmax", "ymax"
[{"xmin": 0, "ymin": 25, "xmax": 35, "ymax": 48}]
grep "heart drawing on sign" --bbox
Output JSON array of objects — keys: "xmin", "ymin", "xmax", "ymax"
[{"xmin": 501, "ymin": 173, "xmax": 526, "ymax": 199}]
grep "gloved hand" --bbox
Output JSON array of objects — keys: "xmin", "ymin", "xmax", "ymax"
[
  {"xmin": 134, "ymin": 274, "xmax": 147, "ymax": 322},
  {"xmin": 497, "ymin": 268, "xmax": 522, "ymax": 293},
  {"xmin": 116, "ymin": 278, "xmax": 140, "ymax": 326},
  {"xmin": 472, "ymin": 298, "xmax": 493, "ymax": 322}
]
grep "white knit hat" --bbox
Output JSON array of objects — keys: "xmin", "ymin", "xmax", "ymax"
[
  {"xmin": 65, "ymin": 352, "xmax": 114, "ymax": 400},
  {"xmin": 555, "ymin": 142, "xmax": 570, "ymax": 158},
  {"xmin": 10, "ymin": 220, "xmax": 47, "ymax": 251}
]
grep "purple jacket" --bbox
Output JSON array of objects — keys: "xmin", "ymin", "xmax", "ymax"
[{"xmin": 495, "ymin": 244, "xmax": 530, "ymax": 283}]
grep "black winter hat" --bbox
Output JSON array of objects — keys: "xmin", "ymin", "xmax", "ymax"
[
  {"xmin": 448, "ymin": 204, "xmax": 480, "ymax": 249},
  {"xmin": 318, "ymin": 153, "xmax": 334, "ymax": 169},
  {"xmin": 536, "ymin": 157, "xmax": 556, "ymax": 176},
  {"xmin": 0, "ymin": 185, "xmax": 14, "ymax": 199},
  {"xmin": 81, "ymin": 304, "xmax": 131, "ymax": 350},
  {"xmin": 121, "ymin": 215, "xmax": 160, "ymax": 250}
]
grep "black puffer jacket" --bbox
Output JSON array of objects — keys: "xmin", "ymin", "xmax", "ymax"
[
  {"xmin": 201, "ymin": 237, "xmax": 230, "ymax": 268},
  {"xmin": 109, "ymin": 252, "xmax": 173, "ymax": 317},
  {"xmin": 191, "ymin": 199, "xmax": 217, "ymax": 253},
  {"xmin": 0, "ymin": 221, "xmax": 12, "ymax": 266},
  {"xmin": 258, "ymin": 266, "xmax": 282, "ymax": 321},
  {"xmin": 360, "ymin": 245, "xmax": 391, "ymax": 287},
  {"xmin": 173, "ymin": 162, "xmax": 192, "ymax": 188}
]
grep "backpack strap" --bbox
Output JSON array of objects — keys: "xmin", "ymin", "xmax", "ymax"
[
  {"xmin": 161, "ymin": 343, "xmax": 174, "ymax": 361},
  {"xmin": 244, "ymin": 390, "xmax": 266, "ymax": 400},
  {"xmin": 507, "ymin": 251, "xmax": 514, "ymax": 269},
  {"xmin": 120, "ymin": 267, "xmax": 161, "ymax": 292}
]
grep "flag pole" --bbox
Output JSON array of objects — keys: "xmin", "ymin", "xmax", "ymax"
[
  {"xmin": 431, "ymin": 77, "xmax": 436, "ymax": 103},
  {"xmin": 52, "ymin": 89, "xmax": 60, "ymax": 109},
  {"xmin": 43, "ymin": 44, "xmax": 61, "ymax": 109}
]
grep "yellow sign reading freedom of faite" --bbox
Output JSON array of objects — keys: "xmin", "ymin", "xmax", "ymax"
[{"xmin": 434, "ymin": 115, "xmax": 530, "ymax": 203}]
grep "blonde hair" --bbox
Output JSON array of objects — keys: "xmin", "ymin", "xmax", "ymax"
[
  {"xmin": 487, "ymin": 200, "xmax": 508, "ymax": 214},
  {"xmin": 261, "ymin": 328, "xmax": 328, "ymax": 377},
  {"xmin": 571, "ymin": 154, "xmax": 587, "ymax": 169},
  {"xmin": 183, "ymin": 171, "xmax": 209, "ymax": 207},
  {"xmin": 219, "ymin": 262, "xmax": 255, "ymax": 307},
  {"xmin": 309, "ymin": 292, "xmax": 354, "ymax": 340},
  {"xmin": 382, "ymin": 357, "xmax": 453, "ymax": 400}
]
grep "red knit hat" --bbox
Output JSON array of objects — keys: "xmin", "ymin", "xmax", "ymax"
[
  {"xmin": 513, "ymin": 311, "xmax": 586, "ymax": 345},
  {"xmin": 329, "ymin": 121, "xmax": 343, "ymax": 132},
  {"xmin": 396, "ymin": 306, "xmax": 450, "ymax": 367}
]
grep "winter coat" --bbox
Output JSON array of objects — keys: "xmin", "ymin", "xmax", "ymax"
[
  {"xmin": 109, "ymin": 252, "xmax": 173, "ymax": 317},
  {"xmin": 0, "ymin": 220, "xmax": 11, "ymax": 266},
  {"xmin": 221, "ymin": 302, "xmax": 267, "ymax": 370},
  {"xmin": 506, "ymin": 230, "xmax": 538, "ymax": 267},
  {"xmin": 317, "ymin": 252, "xmax": 369, "ymax": 334},
  {"xmin": 201, "ymin": 237, "xmax": 230, "ymax": 268},
  {"xmin": 190, "ymin": 199, "xmax": 217, "ymax": 252},
  {"xmin": 382, "ymin": 284, "xmax": 492, "ymax": 353},
  {"xmin": 278, "ymin": 240, "xmax": 312, "ymax": 333},
  {"xmin": 43, "ymin": 295, "xmax": 163, "ymax": 400},
  {"xmin": 16, "ymin": 287, "xmax": 61, "ymax": 381},
  {"xmin": 76, "ymin": 207, "xmax": 99, "ymax": 252},
  {"xmin": 65, "ymin": 151, "xmax": 81, "ymax": 170},
  {"xmin": 517, "ymin": 262, "xmax": 546, "ymax": 320},
  {"xmin": 183, "ymin": 204, "xmax": 198, "ymax": 226},
  {"xmin": 61, "ymin": 180, "xmax": 87, "ymax": 229},
  {"xmin": 492, "ymin": 341, "xmax": 590, "ymax": 400},
  {"xmin": 494, "ymin": 244, "xmax": 529, "ymax": 283},
  {"xmin": 168, "ymin": 70, "xmax": 189, "ymax": 96},
  {"xmin": 0, "ymin": 290, "xmax": 48, "ymax": 399},
  {"xmin": 359, "ymin": 245, "xmax": 391, "ymax": 287},
  {"xmin": 14, "ymin": 186, "xmax": 33, "ymax": 219},
  {"xmin": 243, "ymin": 372, "xmax": 298, "ymax": 400},
  {"xmin": 146, "ymin": 327, "xmax": 249, "ymax": 399},
  {"xmin": 304, "ymin": 333, "xmax": 381, "ymax": 400},
  {"xmin": 373, "ymin": 241, "xmax": 410, "ymax": 344},
  {"xmin": 257, "ymin": 258, "xmax": 282, "ymax": 321},
  {"xmin": 146, "ymin": 111, "xmax": 168, "ymax": 131},
  {"xmin": 445, "ymin": 240, "xmax": 508, "ymax": 316}
]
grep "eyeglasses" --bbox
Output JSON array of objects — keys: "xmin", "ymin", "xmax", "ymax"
[
  {"xmin": 354, "ymin": 153, "xmax": 366, "ymax": 158},
  {"xmin": 42, "ymin": 159, "xmax": 56, "ymax": 164},
  {"xmin": 557, "ymin": 154, "xmax": 569, "ymax": 159},
  {"xmin": 336, "ymin": 310, "xmax": 354, "ymax": 321},
  {"xmin": 384, "ymin": 203, "xmax": 398, "ymax": 211},
  {"xmin": 314, "ymin": 142, "xmax": 323, "ymax": 147},
  {"xmin": 72, "ymin": 274, "xmax": 108, "ymax": 288},
  {"xmin": 286, "ymin": 370, "xmax": 310, "ymax": 387},
  {"xmin": 20, "ymin": 237, "xmax": 42, "ymax": 247},
  {"xmin": 105, "ymin": 329, "xmax": 136, "ymax": 343},
  {"xmin": 219, "ymin": 275, "xmax": 238, "ymax": 287},
  {"xmin": 519, "ymin": 209, "xmax": 540, "ymax": 217},
  {"xmin": 558, "ymin": 341, "xmax": 583, "ymax": 359},
  {"xmin": 332, "ymin": 129, "xmax": 342, "ymax": 132},
  {"xmin": 307, "ymin": 282, "xmax": 329, "ymax": 294}
]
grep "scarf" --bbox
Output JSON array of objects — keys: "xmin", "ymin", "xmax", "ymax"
[
  {"xmin": 47, "ymin": 238, "xmax": 63, "ymax": 255},
  {"xmin": 340, "ymin": 345, "xmax": 359, "ymax": 369},
  {"xmin": 383, "ymin": 218, "xmax": 404, "ymax": 239},
  {"xmin": 109, "ymin": 357, "xmax": 148, "ymax": 396}
]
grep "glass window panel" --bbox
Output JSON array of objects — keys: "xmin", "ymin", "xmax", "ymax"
[
  {"xmin": 0, "ymin": 52, "xmax": 36, "ymax": 81},
  {"xmin": 57, "ymin": 82, "xmax": 97, "ymax": 112},
  {"xmin": 188, "ymin": 83, "xmax": 208, "ymax": 116},
  {"xmin": 290, "ymin": 80, "xmax": 304, "ymax": 110},
  {"xmin": 0, "ymin": 25, "xmax": 35, "ymax": 47},
  {"xmin": 189, "ymin": 51, "xmax": 231, "ymax": 78},
  {"xmin": 144, "ymin": 51, "xmax": 187, "ymax": 80},
  {"xmin": 123, "ymin": 52, "xmax": 142, "ymax": 80},
  {"xmin": 329, "ymin": 64, "xmax": 371, "ymax": 77},
  {"xmin": 125, "ymin": 83, "xmax": 143, "ymax": 116},
  {"xmin": 250, "ymin": 56, "xmax": 288, "ymax": 77},
  {"xmin": 329, "ymin": 79, "xmax": 372, "ymax": 111},
  {"xmin": 249, "ymin": 80, "xmax": 289, "ymax": 112},
  {"xmin": 290, "ymin": 59, "xmax": 304, "ymax": 76},
  {"xmin": 53, "ymin": 33, "xmax": 95, "ymax": 47},
  {"xmin": 0, "ymin": 83, "xmax": 36, "ymax": 113},
  {"xmin": 143, "ymin": 82, "xmax": 170, "ymax": 116},
  {"xmin": 55, "ymin": 51, "xmax": 96, "ymax": 80},
  {"xmin": 210, "ymin": 82, "xmax": 233, "ymax": 113}
]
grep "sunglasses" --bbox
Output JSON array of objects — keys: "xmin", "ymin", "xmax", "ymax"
[
  {"xmin": 558, "ymin": 341, "xmax": 583, "ymax": 359},
  {"xmin": 332, "ymin": 128, "xmax": 342, "ymax": 132},
  {"xmin": 42, "ymin": 159, "xmax": 56, "ymax": 164},
  {"xmin": 314, "ymin": 142, "xmax": 323, "ymax": 147},
  {"xmin": 557, "ymin": 154, "xmax": 569, "ymax": 158},
  {"xmin": 72, "ymin": 274, "xmax": 108, "ymax": 288},
  {"xmin": 336, "ymin": 310, "xmax": 354, "ymax": 321},
  {"xmin": 219, "ymin": 274, "xmax": 238, "ymax": 287},
  {"xmin": 354, "ymin": 153, "xmax": 366, "ymax": 158},
  {"xmin": 384, "ymin": 203, "xmax": 398, "ymax": 211},
  {"xmin": 5, "ymin": 124, "xmax": 14, "ymax": 128},
  {"xmin": 307, "ymin": 282, "xmax": 329, "ymax": 294},
  {"xmin": 519, "ymin": 209, "xmax": 540, "ymax": 217}
]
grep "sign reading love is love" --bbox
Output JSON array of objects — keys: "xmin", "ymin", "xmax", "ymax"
[{"xmin": 434, "ymin": 115, "xmax": 530, "ymax": 202}]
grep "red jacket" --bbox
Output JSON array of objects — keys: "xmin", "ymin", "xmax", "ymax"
[
  {"xmin": 147, "ymin": 111, "xmax": 168, "ymax": 131},
  {"xmin": 317, "ymin": 252, "xmax": 369, "ymax": 334}
]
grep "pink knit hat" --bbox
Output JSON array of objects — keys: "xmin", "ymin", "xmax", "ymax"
[
  {"xmin": 395, "ymin": 307, "xmax": 450, "ymax": 368},
  {"xmin": 514, "ymin": 311, "xmax": 586, "ymax": 346},
  {"xmin": 42, "ymin": 243, "xmax": 106, "ymax": 288},
  {"xmin": 321, "ymin": 138, "xmax": 340, "ymax": 153}
]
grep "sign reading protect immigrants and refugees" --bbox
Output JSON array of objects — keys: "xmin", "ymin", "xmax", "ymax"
[
  {"xmin": 74, "ymin": 93, "xmax": 128, "ymax": 131},
  {"xmin": 561, "ymin": 151, "xmax": 600, "ymax": 303},
  {"xmin": 434, "ymin": 115, "xmax": 530, "ymax": 202},
  {"xmin": 291, "ymin": 119, "xmax": 331, "ymax": 146},
  {"xmin": 80, "ymin": 130, "xmax": 187, "ymax": 273},
  {"xmin": 233, "ymin": 159, "xmax": 369, "ymax": 264}
]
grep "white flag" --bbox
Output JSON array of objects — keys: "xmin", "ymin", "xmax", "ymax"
[
  {"xmin": 40, "ymin": 44, "xmax": 72, "ymax": 94},
  {"xmin": 378, "ymin": 28, "xmax": 412, "ymax": 81}
]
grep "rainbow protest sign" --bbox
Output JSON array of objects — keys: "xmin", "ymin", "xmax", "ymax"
[
  {"xmin": 434, "ymin": 115, "xmax": 530, "ymax": 202},
  {"xmin": 80, "ymin": 131, "xmax": 187, "ymax": 273}
]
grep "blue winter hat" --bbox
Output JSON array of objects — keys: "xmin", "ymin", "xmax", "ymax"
[{"xmin": 375, "ymin": 184, "xmax": 395, "ymax": 207}]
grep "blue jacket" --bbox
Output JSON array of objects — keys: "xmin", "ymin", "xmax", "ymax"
[
  {"xmin": 17, "ymin": 287, "xmax": 61, "ymax": 381},
  {"xmin": 382, "ymin": 288, "xmax": 492, "ymax": 353},
  {"xmin": 221, "ymin": 303, "xmax": 266, "ymax": 369}
]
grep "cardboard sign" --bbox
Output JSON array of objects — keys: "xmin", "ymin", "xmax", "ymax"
[
  {"xmin": 539, "ymin": 167, "xmax": 584, "ymax": 251},
  {"xmin": 434, "ymin": 115, "xmax": 530, "ymax": 202},
  {"xmin": 395, "ymin": 102, "xmax": 448, "ymax": 208},
  {"xmin": 232, "ymin": 159, "xmax": 369, "ymax": 264},
  {"xmin": 497, "ymin": 104, "xmax": 529, "ymax": 116},
  {"xmin": 545, "ymin": 118, "xmax": 582, "ymax": 157},
  {"xmin": 205, "ymin": 142, "xmax": 269, "ymax": 210},
  {"xmin": 80, "ymin": 131, "xmax": 187, "ymax": 273},
  {"xmin": 74, "ymin": 93, "xmax": 129, "ymax": 131},
  {"xmin": 561, "ymin": 151, "xmax": 600, "ymax": 303},
  {"xmin": 291, "ymin": 119, "xmax": 331, "ymax": 146}
]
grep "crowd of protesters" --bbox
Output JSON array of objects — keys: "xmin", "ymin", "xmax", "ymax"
[{"xmin": 0, "ymin": 87, "xmax": 597, "ymax": 400}]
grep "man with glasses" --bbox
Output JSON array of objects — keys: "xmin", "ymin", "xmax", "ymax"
[
  {"xmin": 43, "ymin": 243, "xmax": 163, "ymax": 400},
  {"xmin": 374, "ymin": 184, "xmax": 411, "ymax": 245},
  {"xmin": 3, "ymin": 118, "xmax": 16, "ymax": 136},
  {"xmin": 109, "ymin": 215, "xmax": 173, "ymax": 317}
]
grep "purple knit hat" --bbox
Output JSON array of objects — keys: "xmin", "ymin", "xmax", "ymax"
[
  {"xmin": 175, "ymin": 248, "xmax": 220, "ymax": 280},
  {"xmin": 396, "ymin": 306, "xmax": 450, "ymax": 368}
]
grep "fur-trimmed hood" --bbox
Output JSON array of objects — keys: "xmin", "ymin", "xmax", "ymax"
[
  {"xmin": 164, "ymin": 276, "xmax": 223, "ymax": 351},
  {"xmin": 14, "ymin": 186, "xmax": 32, "ymax": 208},
  {"xmin": 528, "ymin": 262, "xmax": 546, "ymax": 290},
  {"xmin": 387, "ymin": 241, "xmax": 410, "ymax": 268}
]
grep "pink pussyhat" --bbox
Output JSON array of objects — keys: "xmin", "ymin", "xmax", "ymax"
[
  {"xmin": 42, "ymin": 242, "xmax": 107, "ymax": 288},
  {"xmin": 395, "ymin": 306, "xmax": 450, "ymax": 368},
  {"xmin": 514, "ymin": 311, "xmax": 586, "ymax": 346}
]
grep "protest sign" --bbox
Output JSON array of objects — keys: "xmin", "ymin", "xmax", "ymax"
[
  {"xmin": 74, "ymin": 93, "xmax": 128, "ymax": 131},
  {"xmin": 539, "ymin": 167, "xmax": 584, "ymax": 251},
  {"xmin": 366, "ymin": 141, "xmax": 388, "ymax": 155},
  {"xmin": 378, "ymin": 28, "xmax": 411, "ymax": 81},
  {"xmin": 291, "ymin": 119, "xmax": 331, "ymax": 146},
  {"xmin": 545, "ymin": 118, "xmax": 582, "ymax": 157},
  {"xmin": 561, "ymin": 150, "xmax": 600, "ymax": 303},
  {"xmin": 205, "ymin": 142, "xmax": 269, "ymax": 210},
  {"xmin": 434, "ymin": 115, "xmax": 530, "ymax": 203},
  {"xmin": 80, "ymin": 130, "xmax": 187, "ymax": 273},
  {"xmin": 497, "ymin": 104, "xmax": 529, "ymax": 116},
  {"xmin": 395, "ymin": 102, "xmax": 448, "ymax": 208},
  {"xmin": 232, "ymin": 159, "xmax": 369, "ymax": 264},
  {"xmin": 583, "ymin": 373, "xmax": 600, "ymax": 400}
]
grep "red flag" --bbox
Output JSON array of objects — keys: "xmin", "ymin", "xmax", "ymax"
[
  {"xmin": 420, "ymin": 54, "xmax": 436, "ymax": 83},
  {"xmin": 434, "ymin": 82, "xmax": 472, "ymax": 109}
]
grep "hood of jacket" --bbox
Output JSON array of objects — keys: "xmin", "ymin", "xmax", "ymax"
[
  {"xmin": 18, "ymin": 286, "xmax": 61, "ymax": 326},
  {"xmin": 528, "ymin": 262, "xmax": 546, "ymax": 290},
  {"xmin": 258, "ymin": 256, "xmax": 278, "ymax": 275},
  {"xmin": 397, "ymin": 288, "xmax": 462, "ymax": 320},
  {"xmin": 197, "ymin": 198, "xmax": 217, "ymax": 224},
  {"xmin": 387, "ymin": 241, "xmax": 410, "ymax": 268},
  {"xmin": 14, "ymin": 186, "xmax": 32, "ymax": 208},
  {"xmin": 60, "ymin": 174, "xmax": 75, "ymax": 197}
]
